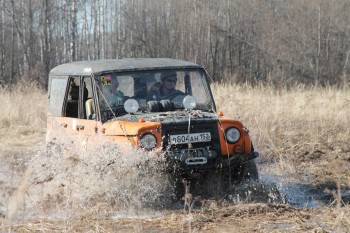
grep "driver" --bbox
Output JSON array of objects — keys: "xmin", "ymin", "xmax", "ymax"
[{"xmin": 147, "ymin": 71, "xmax": 184, "ymax": 101}]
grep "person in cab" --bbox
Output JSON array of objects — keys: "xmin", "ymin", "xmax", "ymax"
[{"xmin": 147, "ymin": 71, "xmax": 184, "ymax": 101}]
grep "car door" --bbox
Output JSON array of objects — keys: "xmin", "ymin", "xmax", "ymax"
[
  {"xmin": 54, "ymin": 76, "xmax": 99, "ymax": 157},
  {"xmin": 77, "ymin": 76, "xmax": 101, "ymax": 154}
]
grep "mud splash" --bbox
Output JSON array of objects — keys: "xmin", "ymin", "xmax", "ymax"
[
  {"xmin": 6, "ymin": 142, "xmax": 175, "ymax": 221},
  {"xmin": 3, "ymin": 146, "xmax": 290, "ymax": 223}
]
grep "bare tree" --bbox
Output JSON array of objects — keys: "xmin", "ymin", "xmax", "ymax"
[
  {"xmin": 0, "ymin": 0, "xmax": 5, "ymax": 84},
  {"xmin": 1, "ymin": 0, "xmax": 350, "ymax": 88},
  {"xmin": 70, "ymin": 0, "xmax": 77, "ymax": 61}
]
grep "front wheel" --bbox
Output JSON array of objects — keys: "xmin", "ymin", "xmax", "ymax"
[{"xmin": 234, "ymin": 159, "xmax": 259, "ymax": 183}]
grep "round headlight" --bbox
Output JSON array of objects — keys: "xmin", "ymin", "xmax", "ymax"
[
  {"xmin": 139, "ymin": 134, "xmax": 157, "ymax": 149},
  {"xmin": 183, "ymin": 95, "xmax": 197, "ymax": 110},
  {"xmin": 124, "ymin": 99, "xmax": 139, "ymax": 113},
  {"xmin": 225, "ymin": 127, "xmax": 241, "ymax": 143}
]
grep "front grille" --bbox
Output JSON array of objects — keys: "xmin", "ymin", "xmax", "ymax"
[{"xmin": 161, "ymin": 119, "xmax": 221, "ymax": 154}]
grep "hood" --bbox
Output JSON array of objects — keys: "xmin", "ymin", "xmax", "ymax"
[{"xmin": 112, "ymin": 110, "xmax": 219, "ymax": 124}]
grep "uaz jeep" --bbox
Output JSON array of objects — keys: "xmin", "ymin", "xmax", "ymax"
[{"xmin": 47, "ymin": 58, "xmax": 259, "ymax": 182}]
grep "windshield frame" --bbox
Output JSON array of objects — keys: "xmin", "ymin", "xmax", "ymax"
[{"xmin": 93, "ymin": 68, "xmax": 216, "ymax": 122}]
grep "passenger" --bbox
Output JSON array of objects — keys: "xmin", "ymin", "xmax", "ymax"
[
  {"xmin": 104, "ymin": 76, "xmax": 125, "ymax": 106},
  {"xmin": 147, "ymin": 71, "xmax": 184, "ymax": 101}
]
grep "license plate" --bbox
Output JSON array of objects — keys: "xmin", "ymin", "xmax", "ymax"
[{"xmin": 170, "ymin": 132, "xmax": 211, "ymax": 144}]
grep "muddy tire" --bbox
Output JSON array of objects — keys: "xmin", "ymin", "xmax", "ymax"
[
  {"xmin": 235, "ymin": 159, "xmax": 259, "ymax": 183},
  {"xmin": 215, "ymin": 160, "xmax": 258, "ymax": 193}
]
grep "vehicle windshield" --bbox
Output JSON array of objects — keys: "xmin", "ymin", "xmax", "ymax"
[{"xmin": 95, "ymin": 69, "xmax": 215, "ymax": 121}]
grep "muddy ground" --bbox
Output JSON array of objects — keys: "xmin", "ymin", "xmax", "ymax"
[{"xmin": 0, "ymin": 137, "xmax": 350, "ymax": 233}]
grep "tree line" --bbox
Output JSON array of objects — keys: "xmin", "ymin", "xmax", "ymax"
[{"xmin": 1, "ymin": 0, "xmax": 349, "ymax": 88}]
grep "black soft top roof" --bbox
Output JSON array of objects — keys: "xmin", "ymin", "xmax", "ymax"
[{"xmin": 49, "ymin": 58, "xmax": 202, "ymax": 76}]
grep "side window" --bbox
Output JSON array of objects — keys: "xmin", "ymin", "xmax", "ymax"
[
  {"xmin": 83, "ymin": 77, "xmax": 96, "ymax": 120},
  {"xmin": 64, "ymin": 77, "xmax": 80, "ymax": 118},
  {"xmin": 48, "ymin": 77, "xmax": 67, "ymax": 116}
]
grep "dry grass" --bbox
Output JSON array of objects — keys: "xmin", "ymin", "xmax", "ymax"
[
  {"xmin": 212, "ymin": 83, "xmax": 350, "ymax": 158},
  {"xmin": 0, "ymin": 84, "xmax": 46, "ymax": 154}
]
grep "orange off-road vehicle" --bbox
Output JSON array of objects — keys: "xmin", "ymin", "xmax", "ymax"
[{"xmin": 47, "ymin": 58, "xmax": 259, "ymax": 182}]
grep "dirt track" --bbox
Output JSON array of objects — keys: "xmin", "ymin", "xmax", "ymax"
[{"xmin": 4, "ymin": 203, "xmax": 345, "ymax": 233}]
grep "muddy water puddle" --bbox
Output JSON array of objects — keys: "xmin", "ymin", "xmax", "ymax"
[
  {"xmin": 258, "ymin": 175, "xmax": 321, "ymax": 207},
  {"xmin": 258, "ymin": 162, "xmax": 350, "ymax": 208}
]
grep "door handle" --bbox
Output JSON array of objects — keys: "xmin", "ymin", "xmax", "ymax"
[{"xmin": 76, "ymin": 125, "xmax": 85, "ymax": 130}]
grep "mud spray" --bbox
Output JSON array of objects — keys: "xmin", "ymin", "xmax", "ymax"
[
  {"xmin": 4, "ymin": 142, "xmax": 177, "ymax": 222},
  {"xmin": 2, "ymin": 143, "xmax": 287, "ymax": 224}
]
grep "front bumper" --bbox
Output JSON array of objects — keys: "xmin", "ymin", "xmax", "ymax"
[{"xmin": 165, "ymin": 147, "xmax": 259, "ymax": 173}]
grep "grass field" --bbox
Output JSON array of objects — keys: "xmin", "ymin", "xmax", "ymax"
[
  {"xmin": 0, "ymin": 83, "xmax": 349, "ymax": 232},
  {"xmin": 0, "ymin": 84, "xmax": 46, "ymax": 154}
]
